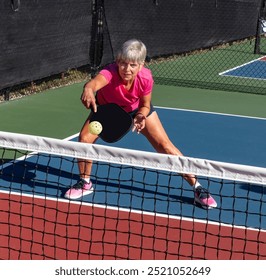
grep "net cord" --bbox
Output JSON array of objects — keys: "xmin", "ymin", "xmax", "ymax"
[{"xmin": 0, "ymin": 131, "xmax": 266, "ymax": 185}]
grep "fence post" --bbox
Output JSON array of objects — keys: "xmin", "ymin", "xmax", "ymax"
[
  {"xmin": 89, "ymin": 0, "xmax": 104, "ymax": 77},
  {"xmin": 254, "ymin": 0, "xmax": 266, "ymax": 54}
]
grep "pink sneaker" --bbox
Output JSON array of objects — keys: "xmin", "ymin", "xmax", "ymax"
[
  {"xmin": 194, "ymin": 186, "xmax": 217, "ymax": 209},
  {"xmin": 64, "ymin": 179, "xmax": 93, "ymax": 199}
]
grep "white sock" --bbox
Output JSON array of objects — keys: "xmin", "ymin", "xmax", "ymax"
[
  {"xmin": 194, "ymin": 181, "xmax": 201, "ymax": 189},
  {"xmin": 82, "ymin": 177, "xmax": 90, "ymax": 183}
]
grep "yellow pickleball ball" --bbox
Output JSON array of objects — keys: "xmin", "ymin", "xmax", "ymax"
[{"xmin": 89, "ymin": 121, "xmax": 103, "ymax": 135}]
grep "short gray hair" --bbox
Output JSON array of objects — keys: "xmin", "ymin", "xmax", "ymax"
[{"xmin": 116, "ymin": 39, "xmax": 147, "ymax": 64}]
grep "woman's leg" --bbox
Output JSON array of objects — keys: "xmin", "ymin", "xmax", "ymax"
[
  {"xmin": 78, "ymin": 116, "xmax": 99, "ymax": 178},
  {"xmin": 141, "ymin": 111, "xmax": 217, "ymax": 209},
  {"xmin": 141, "ymin": 111, "xmax": 197, "ymax": 186},
  {"xmin": 64, "ymin": 115, "xmax": 99, "ymax": 199}
]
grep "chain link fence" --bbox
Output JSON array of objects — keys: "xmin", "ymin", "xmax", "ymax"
[{"xmin": 1, "ymin": 0, "xmax": 266, "ymax": 102}]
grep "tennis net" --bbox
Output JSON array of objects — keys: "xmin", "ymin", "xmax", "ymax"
[{"xmin": 0, "ymin": 131, "xmax": 266, "ymax": 260}]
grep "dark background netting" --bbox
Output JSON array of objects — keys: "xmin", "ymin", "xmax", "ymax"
[
  {"xmin": 1, "ymin": 0, "xmax": 266, "ymax": 100},
  {"xmin": 0, "ymin": 0, "xmax": 92, "ymax": 89},
  {"xmin": 103, "ymin": 0, "xmax": 259, "ymax": 59}
]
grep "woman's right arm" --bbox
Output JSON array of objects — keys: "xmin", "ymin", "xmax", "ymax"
[{"xmin": 81, "ymin": 74, "xmax": 108, "ymax": 112}]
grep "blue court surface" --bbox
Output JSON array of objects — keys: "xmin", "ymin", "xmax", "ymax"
[
  {"xmin": 108, "ymin": 107, "xmax": 266, "ymax": 167},
  {"xmin": 219, "ymin": 56, "xmax": 266, "ymax": 80},
  {"xmin": 1, "ymin": 107, "xmax": 266, "ymax": 230}
]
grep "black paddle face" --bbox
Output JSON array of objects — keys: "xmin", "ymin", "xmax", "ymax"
[{"xmin": 90, "ymin": 103, "xmax": 133, "ymax": 143}]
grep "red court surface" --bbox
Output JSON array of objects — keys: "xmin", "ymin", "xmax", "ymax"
[{"xmin": 1, "ymin": 192, "xmax": 265, "ymax": 260}]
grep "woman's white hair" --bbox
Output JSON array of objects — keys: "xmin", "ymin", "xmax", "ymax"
[{"xmin": 116, "ymin": 39, "xmax": 147, "ymax": 64}]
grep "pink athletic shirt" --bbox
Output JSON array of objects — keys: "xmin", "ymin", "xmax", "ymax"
[{"xmin": 97, "ymin": 63, "xmax": 154, "ymax": 112}]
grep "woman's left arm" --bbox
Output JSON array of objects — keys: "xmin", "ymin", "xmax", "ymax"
[
  {"xmin": 132, "ymin": 93, "xmax": 152, "ymax": 133},
  {"xmin": 137, "ymin": 93, "xmax": 152, "ymax": 117}
]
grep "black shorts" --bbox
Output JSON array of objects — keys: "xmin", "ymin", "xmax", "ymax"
[{"xmin": 95, "ymin": 94, "xmax": 155, "ymax": 118}]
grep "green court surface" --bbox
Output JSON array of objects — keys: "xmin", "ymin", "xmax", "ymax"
[{"xmin": 0, "ymin": 83, "xmax": 266, "ymax": 140}]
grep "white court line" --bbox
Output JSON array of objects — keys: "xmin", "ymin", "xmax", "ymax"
[
  {"xmin": 219, "ymin": 56, "xmax": 266, "ymax": 81},
  {"xmin": 219, "ymin": 56, "xmax": 266, "ymax": 75},
  {"xmin": 154, "ymin": 105, "xmax": 266, "ymax": 121},
  {"xmin": 0, "ymin": 188, "xmax": 264, "ymax": 233}
]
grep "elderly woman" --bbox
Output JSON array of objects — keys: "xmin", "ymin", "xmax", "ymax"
[{"xmin": 64, "ymin": 39, "xmax": 217, "ymax": 209}]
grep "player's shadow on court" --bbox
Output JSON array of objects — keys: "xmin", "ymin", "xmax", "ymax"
[
  {"xmin": 239, "ymin": 183, "xmax": 266, "ymax": 195},
  {"xmin": 0, "ymin": 160, "xmax": 194, "ymax": 205},
  {"xmin": 94, "ymin": 179, "xmax": 195, "ymax": 206},
  {"xmin": 0, "ymin": 161, "xmax": 79, "ymax": 196}
]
